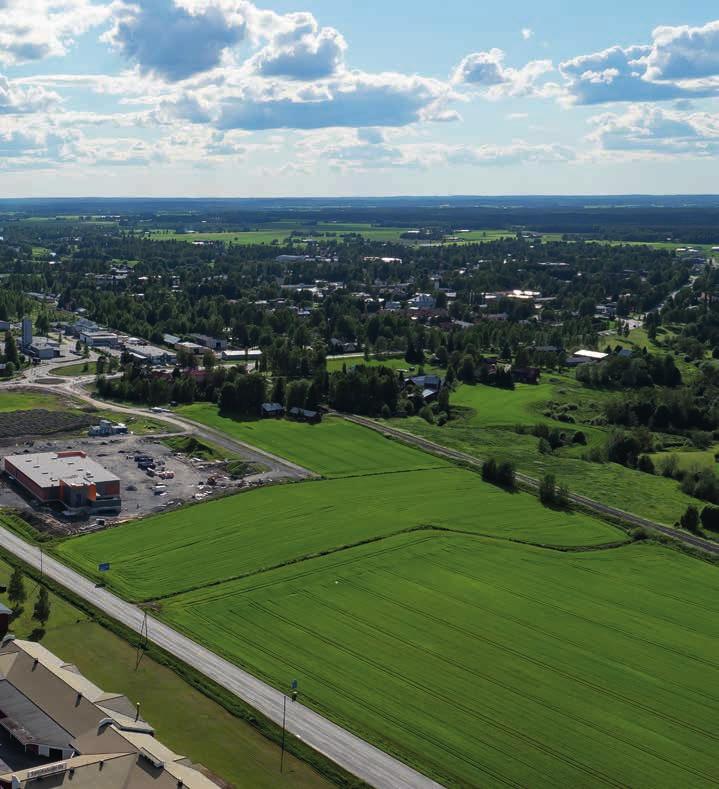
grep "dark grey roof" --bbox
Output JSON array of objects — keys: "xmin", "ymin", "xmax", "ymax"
[{"xmin": 0, "ymin": 680, "xmax": 72, "ymax": 748}]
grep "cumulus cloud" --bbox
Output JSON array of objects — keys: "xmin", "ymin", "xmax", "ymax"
[
  {"xmin": 0, "ymin": 0, "xmax": 112, "ymax": 65},
  {"xmin": 644, "ymin": 20, "xmax": 719, "ymax": 81},
  {"xmin": 162, "ymin": 70, "xmax": 455, "ymax": 130},
  {"xmin": 104, "ymin": 0, "xmax": 247, "ymax": 81},
  {"xmin": 452, "ymin": 48, "xmax": 554, "ymax": 98},
  {"xmin": 250, "ymin": 12, "xmax": 346, "ymax": 80},
  {"xmin": 559, "ymin": 20, "xmax": 719, "ymax": 105},
  {"xmin": 521, "ymin": 28, "xmax": 534, "ymax": 41},
  {"xmin": 587, "ymin": 104, "xmax": 719, "ymax": 156}
]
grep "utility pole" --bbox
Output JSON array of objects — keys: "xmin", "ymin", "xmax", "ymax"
[{"xmin": 135, "ymin": 610, "xmax": 149, "ymax": 671}]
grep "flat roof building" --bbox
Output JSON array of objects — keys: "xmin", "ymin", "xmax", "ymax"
[
  {"xmin": 127, "ymin": 345, "xmax": 177, "ymax": 366},
  {"xmin": 2, "ymin": 451, "xmax": 120, "ymax": 514},
  {"xmin": 0, "ymin": 638, "xmax": 218, "ymax": 788}
]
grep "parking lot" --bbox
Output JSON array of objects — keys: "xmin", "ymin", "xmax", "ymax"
[{"xmin": 0, "ymin": 433, "xmax": 248, "ymax": 533}]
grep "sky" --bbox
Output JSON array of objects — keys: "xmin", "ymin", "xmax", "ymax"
[{"xmin": 1, "ymin": 0, "xmax": 718, "ymax": 197}]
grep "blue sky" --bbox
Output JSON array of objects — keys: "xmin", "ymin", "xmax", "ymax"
[{"xmin": 1, "ymin": 1, "xmax": 718, "ymax": 196}]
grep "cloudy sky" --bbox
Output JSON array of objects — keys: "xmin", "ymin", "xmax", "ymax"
[{"xmin": 1, "ymin": 0, "xmax": 718, "ymax": 196}]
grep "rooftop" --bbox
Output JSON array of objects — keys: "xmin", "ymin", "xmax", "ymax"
[{"xmin": 4, "ymin": 451, "xmax": 119, "ymax": 489}]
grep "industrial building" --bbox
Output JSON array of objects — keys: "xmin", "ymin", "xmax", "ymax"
[
  {"xmin": 0, "ymin": 637, "xmax": 218, "ymax": 788},
  {"xmin": 2, "ymin": 451, "xmax": 121, "ymax": 514},
  {"xmin": 88, "ymin": 419, "xmax": 128, "ymax": 437},
  {"xmin": 127, "ymin": 344, "xmax": 177, "ymax": 366}
]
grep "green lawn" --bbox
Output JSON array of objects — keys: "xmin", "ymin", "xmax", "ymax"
[
  {"xmin": 324, "ymin": 356, "xmax": 442, "ymax": 374},
  {"xmin": 50, "ymin": 361, "xmax": 98, "ymax": 377},
  {"xmin": 0, "ymin": 391, "xmax": 66, "ymax": 412},
  {"xmin": 55, "ymin": 467, "xmax": 621, "ymax": 601},
  {"xmin": 162, "ymin": 533, "xmax": 719, "ymax": 789},
  {"xmin": 0, "ymin": 559, "xmax": 327, "ymax": 789},
  {"xmin": 177, "ymin": 407, "xmax": 449, "ymax": 477}
]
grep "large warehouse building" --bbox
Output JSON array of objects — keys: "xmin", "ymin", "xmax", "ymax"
[{"xmin": 2, "ymin": 451, "xmax": 121, "ymax": 514}]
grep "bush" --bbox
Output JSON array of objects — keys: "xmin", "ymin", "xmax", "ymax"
[
  {"xmin": 538, "ymin": 437, "xmax": 552, "ymax": 455},
  {"xmin": 496, "ymin": 461, "xmax": 516, "ymax": 490},
  {"xmin": 572, "ymin": 431, "xmax": 587, "ymax": 445},
  {"xmin": 700, "ymin": 505, "xmax": 719, "ymax": 532},
  {"xmin": 380, "ymin": 404, "xmax": 391, "ymax": 419},
  {"xmin": 680, "ymin": 505, "xmax": 700, "ymax": 534},
  {"xmin": 636, "ymin": 454, "xmax": 655, "ymax": 474},
  {"xmin": 539, "ymin": 474, "xmax": 557, "ymax": 506},
  {"xmin": 481, "ymin": 458, "xmax": 497, "ymax": 483},
  {"xmin": 630, "ymin": 527, "xmax": 650, "ymax": 541},
  {"xmin": 418, "ymin": 405, "xmax": 435, "ymax": 424}
]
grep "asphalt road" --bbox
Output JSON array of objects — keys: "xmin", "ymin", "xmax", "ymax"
[
  {"xmin": 0, "ymin": 526, "xmax": 443, "ymax": 789},
  {"xmin": 344, "ymin": 414, "xmax": 719, "ymax": 555}
]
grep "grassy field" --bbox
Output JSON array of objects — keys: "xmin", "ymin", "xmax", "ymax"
[
  {"xmin": 0, "ymin": 391, "xmax": 67, "ymax": 412},
  {"xmin": 324, "ymin": 355, "xmax": 443, "ymax": 374},
  {"xmin": 162, "ymin": 533, "xmax": 719, "ymax": 788},
  {"xmin": 0, "ymin": 559, "xmax": 327, "ymax": 789},
  {"xmin": 55, "ymin": 466, "xmax": 621, "ymax": 601},
  {"xmin": 50, "ymin": 361, "xmax": 97, "ymax": 377},
  {"xmin": 385, "ymin": 376, "xmax": 709, "ymax": 525},
  {"xmin": 177, "ymin": 407, "xmax": 449, "ymax": 477}
]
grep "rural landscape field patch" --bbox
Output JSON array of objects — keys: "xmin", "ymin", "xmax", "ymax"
[
  {"xmin": 162, "ymin": 534, "xmax": 719, "ymax": 788},
  {"xmin": 177, "ymin": 408, "xmax": 450, "ymax": 477},
  {"xmin": 55, "ymin": 466, "xmax": 621, "ymax": 600}
]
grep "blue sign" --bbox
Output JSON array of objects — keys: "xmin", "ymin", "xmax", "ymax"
[
  {"xmin": 291, "ymin": 679, "xmax": 298, "ymax": 690},
  {"xmin": 98, "ymin": 563, "xmax": 111, "ymax": 572}
]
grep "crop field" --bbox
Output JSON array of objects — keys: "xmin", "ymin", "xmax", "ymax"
[
  {"xmin": 176, "ymin": 407, "xmax": 447, "ymax": 477},
  {"xmin": 55, "ymin": 466, "xmax": 621, "ymax": 600},
  {"xmin": 0, "ymin": 391, "xmax": 66, "ymax": 412},
  {"xmin": 162, "ymin": 534, "xmax": 719, "ymax": 788},
  {"xmin": 0, "ymin": 408, "xmax": 96, "ymax": 439}
]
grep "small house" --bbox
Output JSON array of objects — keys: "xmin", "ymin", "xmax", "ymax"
[{"xmin": 261, "ymin": 402, "xmax": 285, "ymax": 418}]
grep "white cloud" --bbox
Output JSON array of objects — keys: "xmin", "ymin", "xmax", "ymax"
[
  {"xmin": 0, "ymin": 74, "xmax": 59, "ymax": 114},
  {"xmin": 587, "ymin": 104, "xmax": 719, "ymax": 157},
  {"xmin": 0, "ymin": 0, "xmax": 112, "ymax": 65},
  {"xmin": 104, "ymin": 0, "xmax": 247, "ymax": 81},
  {"xmin": 452, "ymin": 48, "xmax": 554, "ymax": 98},
  {"xmin": 559, "ymin": 20, "xmax": 719, "ymax": 105},
  {"xmin": 250, "ymin": 12, "xmax": 346, "ymax": 80},
  {"xmin": 521, "ymin": 28, "xmax": 534, "ymax": 41},
  {"xmin": 644, "ymin": 20, "xmax": 719, "ymax": 81}
]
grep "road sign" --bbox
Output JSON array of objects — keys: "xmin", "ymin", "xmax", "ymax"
[{"xmin": 98, "ymin": 563, "xmax": 111, "ymax": 572}]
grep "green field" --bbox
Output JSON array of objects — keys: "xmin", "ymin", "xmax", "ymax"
[
  {"xmin": 0, "ymin": 391, "xmax": 66, "ymax": 412},
  {"xmin": 324, "ymin": 355, "xmax": 443, "ymax": 374},
  {"xmin": 55, "ymin": 466, "xmax": 621, "ymax": 601},
  {"xmin": 0, "ymin": 558, "xmax": 326, "ymax": 789},
  {"xmin": 50, "ymin": 361, "xmax": 98, "ymax": 377},
  {"xmin": 162, "ymin": 533, "xmax": 719, "ymax": 788},
  {"xmin": 177, "ymin": 407, "xmax": 448, "ymax": 477},
  {"xmin": 388, "ymin": 378, "xmax": 706, "ymax": 526}
]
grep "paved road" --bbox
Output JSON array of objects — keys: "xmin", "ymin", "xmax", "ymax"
[
  {"xmin": 0, "ymin": 525, "xmax": 443, "ymax": 789},
  {"xmin": 344, "ymin": 414, "xmax": 719, "ymax": 555}
]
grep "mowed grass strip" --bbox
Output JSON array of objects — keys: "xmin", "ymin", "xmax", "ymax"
[
  {"xmin": 163, "ymin": 534, "xmax": 719, "ymax": 789},
  {"xmin": 55, "ymin": 468, "xmax": 621, "ymax": 600},
  {"xmin": 178, "ymin": 408, "xmax": 448, "ymax": 477}
]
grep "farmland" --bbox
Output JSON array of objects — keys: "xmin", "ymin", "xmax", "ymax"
[
  {"xmin": 162, "ymin": 533, "xmax": 719, "ymax": 788},
  {"xmin": 0, "ymin": 557, "xmax": 327, "ymax": 789},
  {"xmin": 393, "ymin": 380, "xmax": 707, "ymax": 525},
  {"xmin": 177, "ymin": 407, "xmax": 449, "ymax": 477},
  {"xmin": 55, "ymin": 466, "xmax": 621, "ymax": 600}
]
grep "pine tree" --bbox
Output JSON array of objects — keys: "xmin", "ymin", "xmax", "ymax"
[
  {"xmin": 32, "ymin": 587, "xmax": 51, "ymax": 626},
  {"xmin": 8, "ymin": 568, "xmax": 25, "ymax": 607}
]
